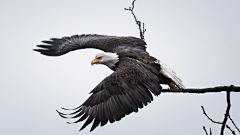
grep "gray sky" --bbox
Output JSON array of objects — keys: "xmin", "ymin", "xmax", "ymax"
[{"xmin": 1, "ymin": 0, "xmax": 240, "ymax": 134}]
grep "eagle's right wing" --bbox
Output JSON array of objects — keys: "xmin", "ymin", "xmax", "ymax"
[
  {"xmin": 57, "ymin": 58, "xmax": 161, "ymax": 131},
  {"xmin": 33, "ymin": 34, "xmax": 146, "ymax": 56}
]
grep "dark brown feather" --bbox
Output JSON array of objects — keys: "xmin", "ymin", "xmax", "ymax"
[
  {"xmin": 34, "ymin": 34, "xmax": 146, "ymax": 56},
  {"xmin": 56, "ymin": 58, "xmax": 161, "ymax": 131}
]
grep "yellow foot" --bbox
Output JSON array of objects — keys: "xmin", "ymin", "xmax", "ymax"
[{"xmin": 168, "ymin": 81, "xmax": 178, "ymax": 91}]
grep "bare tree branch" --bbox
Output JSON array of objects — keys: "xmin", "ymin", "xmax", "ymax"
[
  {"xmin": 201, "ymin": 106, "xmax": 223, "ymax": 124},
  {"xmin": 229, "ymin": 115, "xmax": 240, "ymax": 133},
  {"xmin": 203, "ymin": 126, "xmax": 209, "ymax": 135},
  {"xmin": 226, "ymin": 125, "xmax": 236, "ymax": 135},
  {"xmin": 203, "ymin": 126, "xmax": 212, "ymax": 135},
  {"xmin": 220, "ymin": 90, "xmax": 231, "ymax": 135},
  {"xmin": 124, "ymin": 0, "xmax": 146, "ymax": 40},
  {"xmin": 188, "ymin": 86, "xmax": 239, "ymax": 135},
  {"xmin": 161, "ymin": 85, "xmax": 240, "ymax": 93},
  {"xmin": 162, "ymin": 85, "xmax": 239, "ymax": 135}
]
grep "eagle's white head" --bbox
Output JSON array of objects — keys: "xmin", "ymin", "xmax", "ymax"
[{"xmin": 91, "ymin": 52, "xmax": 119, "ymax": 68}]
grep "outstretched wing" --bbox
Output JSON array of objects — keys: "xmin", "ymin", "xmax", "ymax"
[
  {"xmin": 33, "ymin": 34, "xmax": 146, "ymax": 56},
  {"xmin": 57, "ymin": 58, "xmax": 161, "ymax": 131}
]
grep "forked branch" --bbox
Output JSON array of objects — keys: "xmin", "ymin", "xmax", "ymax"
[
  {"xmin": 124, "ymin": 0, "xmax": 146, "ymax": 40},
  {"xmin": 161, "ymin": 85, "xmax": 239, "ymax": 135}
]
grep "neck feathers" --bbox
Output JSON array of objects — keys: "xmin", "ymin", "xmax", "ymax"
[
  {"xmin": 96, "ymin": 52, "xmax": 119, "ymax": 69},
  {"xmin": 104, "ymin": 52, "xmax": 119, "ymax": 68}
]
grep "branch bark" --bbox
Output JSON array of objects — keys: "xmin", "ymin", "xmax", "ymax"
[
  {"xmin": 220, "ymin": 90, "xmax": 231, "ymax": 135},
  {"xmin": 161, "ymin": 85, "xmax": 240, "ymax": 93}
]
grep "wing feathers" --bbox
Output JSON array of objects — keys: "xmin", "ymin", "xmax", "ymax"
[
  {"xmin": 100, "ymin": 102, "xmax": 108, "ymax": 127},
  {"xmin": 74, "ymin": 111, "xmax": 88, "ymax": 123},
  {"xmin": 80, "ymin": 115, "xmax": 94, "ymax": 131},
  {"xmin": 56, "ymin": 58, "xmax": 161, "ymax": 131},
  {"xmin": 90, "ymin": 105, "xmax": 101, "ymax": 132},
  {"xmin": 34, "ymin": 34, "xmax": 146, "ymax": 56}
]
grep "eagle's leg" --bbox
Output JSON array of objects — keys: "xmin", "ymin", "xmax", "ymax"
[{"xmin": 168, "ymin": 81, "xmax": 178, "ymax": 90}]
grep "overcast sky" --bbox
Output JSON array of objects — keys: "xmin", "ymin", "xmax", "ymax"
[{"xmin": 1, "ymin": 0, "xmax": 240, "ymax": 135}]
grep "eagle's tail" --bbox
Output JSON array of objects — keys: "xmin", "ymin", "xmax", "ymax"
[{"xmin": 156, "ymin": 60, "xmax": 185, "ymax": 89}]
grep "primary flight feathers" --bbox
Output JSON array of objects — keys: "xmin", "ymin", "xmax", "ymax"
[
  {"xmin": 34, "ymin": 34, "xmax": 146, "ymax": 56},
  {"xmin": 34, "ymin": 34, "xmax": 184, "ymax": 131}
]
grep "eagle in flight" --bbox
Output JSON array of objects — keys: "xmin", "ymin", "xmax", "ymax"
[{"xmin": 34, "ymin": 34, "xmax": 185, "ymax": 131}]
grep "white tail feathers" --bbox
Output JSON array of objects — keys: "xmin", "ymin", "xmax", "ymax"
[{"xmin": 156, "ymin": 60, "xmax": 185, "ymax": 88}]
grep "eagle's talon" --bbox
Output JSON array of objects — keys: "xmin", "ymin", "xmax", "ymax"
[{"xmin": 169, "ymin": 81, "xmax": 179, "ymax": 91}]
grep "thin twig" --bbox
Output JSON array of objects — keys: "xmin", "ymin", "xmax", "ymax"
[
  {"xmin": 124, "ymin": 0, "xmax": 146, "ymax": 40},
  {"xmin": 229, "ymin": 115, "xmax": 240, "ymax": 133},
  {"xmin": 226, "ymin": 125, "xmax": 236, "ymax": 135},
  {"xmin": 220, "ymin": 90, "xmax": 231, "ymax": 135},
  {"xmin": 203, "ymin": 126, "xmax": 209, "ymax": 135},
  {"xmin": 210, "ymin": 128, "xmax": 212, "ymax": 135},
  {"xmin": 201, "ymin": 106, "xmax": 223, "ymax": 124}
]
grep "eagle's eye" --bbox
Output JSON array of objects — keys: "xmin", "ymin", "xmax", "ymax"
[{"xmin": 96, "ymin": 56, "xmax": 102, "ymax": 59}]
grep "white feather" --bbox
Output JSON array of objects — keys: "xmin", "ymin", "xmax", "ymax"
[
  {"xmin": 156, "ymin": 60, "xmax": 185, "ymax": 88},
  {"xmin": 95, "ymin": 52, "xmax": 119, "ymax": 68}
]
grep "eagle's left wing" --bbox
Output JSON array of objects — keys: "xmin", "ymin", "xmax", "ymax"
[
  {"xmin": 57, "ymin": 58, "xmax": 161, "ymax": 131},
  {"xmin": 34, "ymin": 34, "xmax": 146, "ymax": 56}
]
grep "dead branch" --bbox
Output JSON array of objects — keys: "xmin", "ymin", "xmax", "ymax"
[
  {"xmin": 201, "ymin": 106, "xmax": 223, "ymax": 124},
  {"xmin": 203, "ymin": 126, "xmax": 209, "ymax": 135},
  {"xmin": 200, "ymin": 89, "xmax": 234, "ymax": 135},
  {"xmin": 226, "ymin": 125, "xmax": 236, "ymax": 135},
  {"xmin": 229, "ymin": 115, "xmax": 240, "ymax": 133},
  {"xmin": 203, "ymin": 126, "xmax": 212, "ymax": 135},
  {"xmin": 220, "ymin": 90, "xmax": 231, "ymax": 135},
  {"xmin": 161, "ymin": 85, "xmax": 239, "ymax": 135},
  {"xmin": 124, "ymin": 0, "xmax": 146, "ymax": 40},
  {"xmin": 161, "ymin": 85, "xmax": 240, "ymax": 93}
]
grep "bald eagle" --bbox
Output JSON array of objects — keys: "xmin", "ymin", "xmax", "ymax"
[{"xmin": 34, "ymin": 34, "xmax": 184, "ymax": 131}]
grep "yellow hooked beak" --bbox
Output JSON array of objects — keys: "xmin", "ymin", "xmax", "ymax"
[{"xmin": 91, "ymin": 58, "xmax": 100, "ymax": 66}]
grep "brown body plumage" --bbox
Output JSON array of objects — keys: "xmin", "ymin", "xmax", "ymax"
[{"xmin": 34, "ymin": 34, "xmax": 184, "ymax": 131}]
